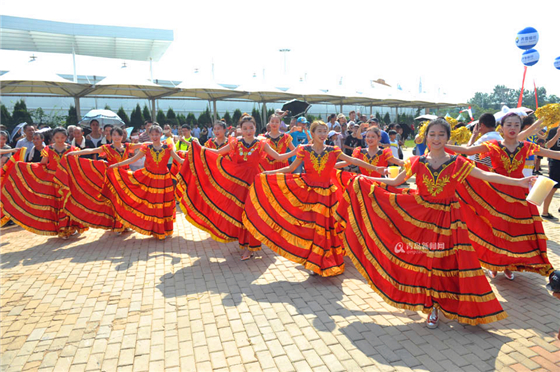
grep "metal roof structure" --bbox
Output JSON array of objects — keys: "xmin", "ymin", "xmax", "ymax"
[{"xmin": 0, "ymin": 15, "xmax": 173, "ymax": 61}]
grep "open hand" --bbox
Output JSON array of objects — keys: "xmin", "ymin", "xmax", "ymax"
[{"xmin": 519, "ymin": 176, "xmax": 537, "ymax": 189}]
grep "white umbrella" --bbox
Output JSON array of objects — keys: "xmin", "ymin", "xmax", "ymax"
[{"xmin": 79, "ymin": 110, "xmax": 125, "ymax": 127}]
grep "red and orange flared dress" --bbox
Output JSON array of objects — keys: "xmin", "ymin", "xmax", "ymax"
[
  {"xmin": 101, "ymin": 143, "xmax": 176, "ymax": 239},
  {"xmin": 336, "ymin": 155, "xmax": 507, "ymax": 325},
  {"xmin": 0, "ymin": 148, "xmax": 26, "ymax": 226},
  {"xmin": 260, "ymin": 133, "xmax": 292, "ymax": 171},
  {"xmin": 457, "ymin": 139, "xmax": 552, "ymax": 275},
  {"xmin": 352, "ymin": 147, "xmax": 395, "ymax": 177},
  {"xmin": 1, "ymin": 145, "xmax": 87, "ymax": 237},
  {"xmin": 243, "ymin": 145, "xmax": 346, "ymax": 276},
  {"xmin": 55, "ymin": 144, "xmax": 131, "ymax": 232},
  {"xmin": 177, "ymin": 137, "xmax": 265, "ymax": 250}
]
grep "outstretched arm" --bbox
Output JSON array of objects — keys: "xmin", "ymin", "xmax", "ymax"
[
  {"xmin": 366, "ymin": 170, "xmax": 409, "ymax": 186},
  {"xmin": 445, "ymin": 144, "xmax": 487, "ymax": 155},
  {"xmin": 518, "ymin": 118, "xmax": 544, "ymax": 141},
  {"xmin": 388, "ymin": 157, "xmax": 405, "ymax": 166},
  {"xmin": 338, "ymin": 153, "xmax": 386, "ymax": 175},
  {"xmin": 170, "ymin": 149, "xmax": 184, "ymax": 164},
  {"xmin": 107, "ymin": 151, "xmax": 145, "ymax": 169},
  {"xmin": 0, "ymin": 148, "xmax": 18, "ymax": 155},
  {"xmin": 205, "ymin": 144, "xmax": 231, "ymax": 155},
  {"xmin": 263, "ymin": 158, "xmax": 301, "ymax": 175},
  {"xmin": 469, "ymin": 166, "xmax": 535, "ymax": 188},
  {"xmin": 67, "ymin": 147, "xmax": 103, "ymax": 156},
  {"xmin": 263, "ymin": 143, "xmax": 298, "ymax": 161}
]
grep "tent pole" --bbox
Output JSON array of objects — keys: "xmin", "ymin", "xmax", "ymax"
[
  {"xmin": 369, "ymin": 105, "xmax": 373, "ymax": 117},
  {"xmin": 262, "ymin": 102, "xmax": 267, "ymax": 131},
  {"xmin": 72, "ymin": 46, "xmax": 77, "ymax": 83},
  {"xmin": 395, "ymin": 107, "xmax": 399, "ymax": 122},
  {"xmin": 149, "ymin": 58, "xmax": 154, "ymax": 83},
  {"xmin": 74, "ymin": 97, "xmax": 81, "ymax": 122},
  {"xmin": 213, "ymin": 100, "xmax": 217, "ymax": 122},
  {"xmin": 151, "ymin": 98, "xmax": 156, "ymax": 123}
]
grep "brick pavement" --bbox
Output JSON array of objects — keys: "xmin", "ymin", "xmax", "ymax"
[{"xmin": 1, "ymin": 176, "xmax": 560, "ymax": 371}]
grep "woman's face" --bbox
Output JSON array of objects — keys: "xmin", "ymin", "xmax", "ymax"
[
  {"xmin": 0, "ymin": 135, "xmax": 7, "ymax": 147},
  {"xmin": 365, "ymin": 131, "xmax": 379, "ymax": 146},
  {"xmin": 150, "ymin": 130, "xmax": 163, "ymax": 142},
  {"xmin": 426, "ymin": 124, "xmax": 448, "ymax": 150},
  {"xmin": 241, "ymin": 122, "xmax": 255, "ymax": 138},
  {"xmin": 312, "ymin": 126, "xmax": 328, "ymax": 143},
  {"xmin": 112, "ymin": 131, "xmax": 123, "ymax": 143},
  {"xmin": 269, "ymin": 117, "xmax": 280, "ymax": 131},
  {"xmin": 502, "ymin": 116, "xmax": 522, "ymax": 140},
  {"xmin": 53, "ymin": 132, "xmax": 67, "ymax": 145},
  {"xmin": 213, "ymin": 125, "xmax": 225, "ymax": 138}
]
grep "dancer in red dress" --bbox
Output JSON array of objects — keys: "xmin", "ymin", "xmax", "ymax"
[
  {"xmin": 0, "ymin": 147, "xmax": 25, "ymax": 226},
  {"xmin": 243, "ymin": 121, "xmax": 387, "ymax": 276},
  {"xmin": 204, "ymin": 121, "xmax": 228, "ymax": 150},
  {"xmin": 447, "ymin": 112, "xmax": 560, "ymax": 279},
  {"xmin": 1, "ymin": 128, "xmax": 86, "ymax": 238},
  {"xmin": 62, "ymin": 127, "xmax": 145, "ymax": 232},
  {"xmin": 260, "ymin": 114, "xmax": 295, "ymax": 171},
  {"xmin": 337, "ymin": 118, "xmax": 535, "ymax": 328},
  {"xmin": 177, "ymin": 115, "xmax": 297, "ymax": 260},
  {"xmin": 101, "ymin": 125, "xmax": 184, "ymax": 239}
]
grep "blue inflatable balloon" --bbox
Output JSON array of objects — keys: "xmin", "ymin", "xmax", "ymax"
[
  {"xmin": 521, "ymin": 49, "xmax": 540, "ymax": 66},
  {"xmin": 515, "ymin": 27, "xmax": 539, "ymax": 50},
  {"xmin": 555, "ymin": 56, "xmax": 560, "ymax": 70}
]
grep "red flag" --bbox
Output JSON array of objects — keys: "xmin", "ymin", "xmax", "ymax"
[
  {"xmin": 533, "ymin": 80, "xmax": 538, "ymax": 109},
  {"xmin": 517, "ymin": 66, "xmax": 527, "ymax": 108}
]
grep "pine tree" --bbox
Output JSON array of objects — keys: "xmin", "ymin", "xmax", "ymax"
[
  {"xmin": 156, "ymin": 109, "xmax": 166, "ymax": 125},
  {"xmin": 232, "ymin": 109, "xmax": 242, "ymax": 125},
  {"xmin": 117, "ymin": 107, "xmax": 130, "ymax": 126},
  {"xmin": 1, "ymin": 104, "xmax": 13, "ymax": 129},
  {"xmin": 66, "ymin": 105, "xmax": 78, "ymax": 126},
  {"xmin": 223, "ymin": 111, "xmax": 232, "ymax": 125},
  {"xmin": 12, "ymin": 100, "xmax": 33, "ymax": 126},
  {"xmin": 383, "ymin": 112, "xmax": 391, "ymax": 125},
  {"xmin": 130, "ymin": 104, "xmax": 144, "ymax": 129},
  {"xmin": 186, "ymin": 113, "xmax": 197, "ymax": 126},
  {"xmin": 142, "ymin": 104, "xmax": 152, "ymax": 122},
  {"xmin": 104, "ymin": 104, "xmax": 111, "ymax": 110},
  {"xmin": 166, "ymin": 108, "xmax": 177, "ymax": 125}
]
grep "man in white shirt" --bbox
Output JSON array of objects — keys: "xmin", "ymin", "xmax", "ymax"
[
  {"xmin": 467, "ymin": 113, "xmax": 502, "ymax": 167},
  {"xmin": 15, "ymin": 123, "xmax": 35, "ymax": 158},
  {"xmin": 87, "ymin": 120, "xmax": 104, "ymax": 147},
  {"xmin": 192, "ymin": 124, "xmax": 201, "ymax": 139}
]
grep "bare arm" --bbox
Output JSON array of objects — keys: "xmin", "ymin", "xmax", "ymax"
[
  {"xmin": 129, "ymin": 142, "xmax": 151, "ymax": 150},
  {"xmin": 263, "ymin": 158, "xmax": 301, "ymax": 175},
  {"xmin": 107, "ymin": 151, "xmax": 145, "ymax": 169},
  {"xmin": 0, "ymin": 148, "xmax": 18, "ymax": 155},
  {"xmin": 445, "ymin": 144, "xmax": 488, "ymax": 155},
  {"xmin": 338, "ymin": 153, "xmax": 386, "ymax": 175},
  {"xmin": 469, "ymin": 166, "xmax": 535, "ymax": 188},
  {"xmin": 546, "ymin": 129, "xmax": 560, "ymax": 149},
  {"xmin": 388, "ymin": 157, "xmax": 405, "ymax": 166},
  {"xmin": 67, "ymin": 147, "xmax": 103, "ymax": 156},
  {"xmin": 536, "ymin": 147, "xmax": 560, "ymax": 161},
  {"xmin": 518, "ymin": 118, "xmax": 544, "ymax": 141},
  {"xmin": 366, "ymin": 170, "xmax": 409, "ymax": 186},
  {"xmin": 170, "ymin": 149, "xmax": 184, "ymax": 164},
  {"xmin": 263, "ymin": 143, "xmax": 298, "ymax": 160},
  {"xmin": 335, "ymin": 161, "xmax": 350, "ymax": 169}
]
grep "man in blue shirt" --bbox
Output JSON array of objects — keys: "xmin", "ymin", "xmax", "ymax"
[{"xmin": 289, "ymin": 117, "xmax": 311, "ymax": 172}]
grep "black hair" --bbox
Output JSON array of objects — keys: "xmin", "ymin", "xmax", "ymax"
[
  {"xmin": 522, "ymin": 115, "xmax": 535, "ymax": 130},
  {"xmin": 33, "ymin": 132, "xmax": 45, "ymax": 140},
  {"xmin": 52, "ymin": 127, "xmax": 68, "ymax": 137},
  {"xmin": 478, "ymin": 113, "xmax": 496, "ymax": 129},
  {"xmin": 149, "ymin": 125, "xmax": 163, "ymax": 134},
  {"xmin": 111, "ymin": 127, "xmax": 124, "ymax": 136},
  {"xmin": 90, "ymin": 119, "xmax": 100, "ymax": 126},
  {"xmin": 423, "ymin": 118, "xmax": 450, "ymax": 145},
  {"xmin": 388, "ymin": 130, "xmax": 397, "ymax": 135},
  {"xmin": 144, "ymin": 120, "xmax": 153, "ymax": 125},
  {"xmin": 181, "ymin": 124, "xmax": 191, "ymax": 130},
  {"xmin": 103, "ymin": 124, "xmax": 114, "ymax": 130},
  {"xmin": 213, "ymin": 121, "xmax": 227, "ymax": 130},
  {"xmin": 0, "ymin": 130, "xmax": 8, "ymax": 139},
  {"xmin": 387, "ymin": 123, "xmax": 396, "ymax": 131},
  {"xmin": 23, "ymin": 123, "xmax": 34, "ymax": 131}
]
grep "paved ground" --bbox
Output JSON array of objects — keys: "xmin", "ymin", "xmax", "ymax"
[{"xmin": 1, "ymin": 165, "xmax": 560, "ymax": 372}]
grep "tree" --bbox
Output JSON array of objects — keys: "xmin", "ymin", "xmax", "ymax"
[
  {"xmin": 142, "ymin": 104, "xmax": 152, "ymax": 122},
  {"xmin": 186, "ymin": 113, "xmax": 197, "ymax": 125},
  {"xmin": 383, "ymin": 112, "xmax": 391, "ymax": 125},
  {"xmin": 223, "ymin": 111, "xmax": 232, "ymax": 125},
  {"xmin": 232, "ymin": 109, "xmax": 242, "ymax": 125},
  {"xmin": 12, "ymin": 100, "xmax": 33, "ymax": 126},
  {"xmin": 375, "ymin": 112, "xmax": 382, "ymax": 122},
  {"xmin": 177, "ymin": 114, "xmax": 187, "ymax": 125},
  {"xmin": 33, "ymin": 107, "xmax": 46, "ymax": 125},
  {"xmin": 166, "ymin": 108, "xmax": 177, "ymax": 125},
  {"xmin": 251, "ymin": 108, "xmax": 262, "ymax": 130},
  {"xmin": 104, "ymin": 104, "xmax": 111, "ymax": 110},
  {"xmin": 1, "ymin": 104, "xmax": 12, "ymax": 129},
  {"xmin": 117, "ymin": 107, "xmax": 130, "ymax": 126},
  {"xmin": 198, "ymin": 107, "xmax": 212, "ymax": 126},
  {"xmin": 130, "ymin": 104, "xmax": 144, "ymax": 129},
  {"xmin": 66, "ymin": 105, "xmax": 78, "ymax": 126},
  {"xmin": 156, "ymin": 109, "xmax": 166, "ymax": 124}
]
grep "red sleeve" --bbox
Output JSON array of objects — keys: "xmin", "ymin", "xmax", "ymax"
[
  {"xmin": 352, "ymin": 147, "xmax": 361, "ymax": 158},
  {"xmin": 228, "ymin": 137, "xmax": 239, "ymax": 158},
  {"xmin": 332, "ymin": 146, "xmax": 343, "ymax": 160},
  {"xmin": 403, "ymin": 156, "xmax": 420, "ymax": 180},
  {"xmin": 479, "ymin": 139, "xmax": 498, "ymax": 159},
  {"xmin": 383, "ymin": 148, "xmax": 394, "ymax": 161},
  {"xmin": 452, "ymin": 156, "xmax": 475, "ymax": 184},
  {"xmin": 99, "ymin": 144, "xmax": 109, "ymax": 158},
  {"xmin": 40, "ymin": 146, "xmax": 50, "ymax": 158},
  {"xmin": 139, "ymin": 144, "xmax": 149, "ymax": 154},
  {"xmin": 296, "ymin": 145, "xmax": 306, "ymax": 161},
  {"xmin": 524, "ymin": 141, "xmax": 540, "ymax": 156}
]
